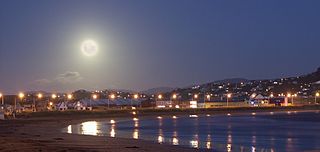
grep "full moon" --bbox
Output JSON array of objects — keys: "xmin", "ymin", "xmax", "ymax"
[{"xmin": 81, "ymin": 40, "xmax": 98, "ymax": 56}]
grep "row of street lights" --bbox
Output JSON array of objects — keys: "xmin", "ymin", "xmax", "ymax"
[{"xmin": 0, "ymin": 91, "xmax": 319, "ymax": 109}]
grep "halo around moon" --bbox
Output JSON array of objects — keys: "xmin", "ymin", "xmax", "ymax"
[{"xmin": 81, "ymin": 40, "xmax": 98, "ymax": 56}]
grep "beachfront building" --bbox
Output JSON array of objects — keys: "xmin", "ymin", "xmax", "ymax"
[
  {"xmin": 248, "ymin": 94, "xmax": 269, "ymax": 107},
  {"xmin": 156, "ymin": 100, "xmax": 172, "ymax": 108},
  {"xmin": 269, "ymin": 97, "xmax": 289, "ymax": 106},
  {"xmin": 74, "ymin": 101, "xmax": 87, "ymax": 110},
  {"xmin": 57, "ymin": 102, "xmax": 68, "ymax": 111}
]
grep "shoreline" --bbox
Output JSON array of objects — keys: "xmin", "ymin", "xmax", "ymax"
[{"xmin": 1, "ymin": 106, "xmax": 319, "ymax": 152}]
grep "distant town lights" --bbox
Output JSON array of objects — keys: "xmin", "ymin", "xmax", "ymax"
[
  {"xmin": 52, "ymin": 94, "xmax": 57, "ymax": 99},
  {"xmin": 158, "ymin": 94, "xmax": 162, "ymax": 99},
  {"xmin": 134, "ymin": 94, "xmax": 139, "ymax": 99},
  {"xmin": 92, "ymin": 94, "xmax": 98, "ymax": 99}
]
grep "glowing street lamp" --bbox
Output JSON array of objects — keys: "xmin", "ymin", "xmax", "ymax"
[
  {"xmin": 38, "ymin": 93, "xmax": 43, "ymax": 99},
  {"xmin": 287, "ymin": 93, "xmax": 291, "ymax": 98},
  {"xmin": 193, "ymin": 94, "xmax": 198, "ymax": 101},
  {"xmin": 172, "ymin": 94, "xmax": 177, "ymax": 100},
  {"xmin": 67, "ymin": 94, "xmax": 72, "ymax": 100},
  {"xmin": 19, "ymin": 92, "xmax": 24, "ymax": 99},
  {"xmin": 52, "ymin": 94, "xmax": 57, "ymax": 99},
  {"xmin": 108, "ymin": 94, "xmax": 116, "ymax": 109},
  {"xmin": 15, "ymin": 92, "xmax": 24, "ymax": 113},
  {"xmin": 110, "ymin": 94, "xmax": 116, "ymax": 99},
  {"xmin": 270, "ymin": 94, "xmax": 274, "ymax": 98},
  {"xmin": 92, "ymin": 94, "xmax": 98, "ymax": 100},
  {"xmin": 133, "ymin": 94, "xmax": 139, "ymax": 107},
  {"xmin": 287, "ymin": 93, "xmax": 294, "ymax": 105},
  {"xmin": 226, "ymin": 94, "xmax": 232, "ymax": 107},
  {"xmin": 315, "ymin": 92, "xmax": 320, "ymax": 104},
  {"xmin": 206, "ymin": 95, "xmax": 211, "ymax": 100},
  {"xmin": 158, "ymin": 94, "xmax": 162, "ymax": 100}
]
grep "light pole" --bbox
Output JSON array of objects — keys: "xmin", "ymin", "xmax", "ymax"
[
  {"xmin": 316, "ymin": 93, "xmax": 320, "ymax": 104},
  {"xmin": 51, "ymin": 94, "xmax": 57, "ymax": 110},
  {"xmin": 172, "ymin": 94, "xmax": 177, "ymax": 108},
  {"xmin": 0, "ymin": 93, "xmax": 3, "ymax": 105},
  {"xmin": 133, "ymin": 94, "xmax": 139, "ymax": 108},
  {"xmin": 287, "ymin": 93, "xmax": 292, "ymax": 105},
  {"xmin": 35, "ymin": 93, "xmax": 42, "ymax": 112},
  {"xmin": 109, "ymin": 94, "xmax": 115, "ymax": 109},
  {"xmin": 157, "ymin": 94, "xmax": 162, "ymax": 108},
  {"xmin": 227, "ymin": 94, "xmax": 231, "ymax": 107},
  {"xmin": 67, "ymin": 94, "xmax": 72, "ymax": 106},
  {"xmin": 18, "ymin": 92, "xmax": 24, "ymax": 114},
  {"xmin": 193, "ymin": 94, "xmax": 198, "ymax": 101},
  {"xmin": 92, "ymin": 94, "xmax": 97, "ymax": 108},
  {"xmin": 205, "ymin": 94, "xmax": 210, "ymax": 108}
]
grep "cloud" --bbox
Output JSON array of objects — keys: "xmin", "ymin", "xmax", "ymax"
[
  {"xmin": 33, "ymin": 79, "xmax": 52, "ymax": 85},
  {"xmin": 55, "ymin": 71, "xmax": 83, "ymax": 84},
  {"xmin": 29, "ymin": 71, "xmax": 84, "ymax": 91}
]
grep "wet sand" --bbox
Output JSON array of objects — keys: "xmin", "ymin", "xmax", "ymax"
[
  {"xmin": 0, "ymin": 106, "xmax": 319, "ymax": 152},
  {"xmin": 0, "ymin": 117, "xmax": 199, "ymax": 152}
]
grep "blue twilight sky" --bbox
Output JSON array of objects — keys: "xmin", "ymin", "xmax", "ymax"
[{"xmin": 0, "ymin": 0, "xmax": 320, "ymax": 94}]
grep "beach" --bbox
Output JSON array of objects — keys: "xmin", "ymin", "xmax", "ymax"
[{"xmin": 0, "ymin": 106, "xmax": 319, "ymax": 152}]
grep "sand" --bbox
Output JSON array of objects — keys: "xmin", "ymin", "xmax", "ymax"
[{"xmin": 0, "ymin": 117, "xmax": 200, "ymax": 152}]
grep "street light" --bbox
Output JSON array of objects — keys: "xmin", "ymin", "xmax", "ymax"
[
  {"xmin": 133, "ymin": 94, "xmax": 139, "ymax": 108},
  {"xmin": 52, "ymin": 94, "xmax": 57, "ymax": 99},
  {"xmin": 19, "ymin": 92, "xmax": 24, "ymax": 99},
  {"xmin": 158, "ymin": 94, "xmax": 162, "ymax": 100},
  {"xmin": 287, "ymin": 93, "xmax": 294, "ymax": 105},
  {"xmin": 227, "ymin": 94, "xmax": 232, "ymax": 107},
  {"xmin": 316, "ymin": 92, "xmax": 320, "ymax": 104},
  {"xmin": 38, "ymin": 93, "xmax": 43, "ymax": 99},
  {"xmin": 206, "ymin": 95, "xmax": 211, "ymax": 100},
  {"xmin": 172, "ymin": 94, "xmax": 178, "ymax": 108},
  {"xmin": 92, "ymin": 94, "xmax": 98, "ymax": 100},
  {"xmin": 109, "ymin": 94, "xmax": 115, "ymax": 108},
  {"xmin": 17, "ymin": 92, "xmax": 24, "ymax": 113},
  {"xmin": 193, "ymin": 94, "xmax": 198, "ymax": 100},
  {"xmin": 67, "ymin": 94, "xmax": 72, "ymax": 100},
  {"xmin": 172, "ymin": 94, "xmax": 177, "ymax": 100},
  {"xmin": 32, "ymin": 93, "xmax": 43, "ymax": 112},
  {"xmin": 270, "ymin": 94, "xmax": 274, "ymax": 98},
  {"xmin": 0, "ymin": 93, "xmax": 3, "ymax": 105}
]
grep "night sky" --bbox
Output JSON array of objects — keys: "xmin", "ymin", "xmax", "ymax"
[{"xmin": 1, "ymin": 0, "xmax": 320, "ymax": 94}]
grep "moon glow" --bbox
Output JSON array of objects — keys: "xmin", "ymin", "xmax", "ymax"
[{"xmin": 81, "ymin": 40, "xmax": 98, "ymax": 56}]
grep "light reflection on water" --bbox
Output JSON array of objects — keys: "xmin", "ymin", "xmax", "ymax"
[
  {"xmin": 81, "ymin": 121, "xmax": 99, "ymax": 136},
  {"xmin": 64, "ymin": 111, "xmax": 320, "ymax": 151}
]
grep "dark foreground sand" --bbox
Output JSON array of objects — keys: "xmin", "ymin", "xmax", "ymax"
[
  {"xmin": 1, "ymin": 106, "xmax": 319, "ymax": 152},
  {"xmin": 0, "ymin": 117, "xmax": 200, "ymax": 152}
]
